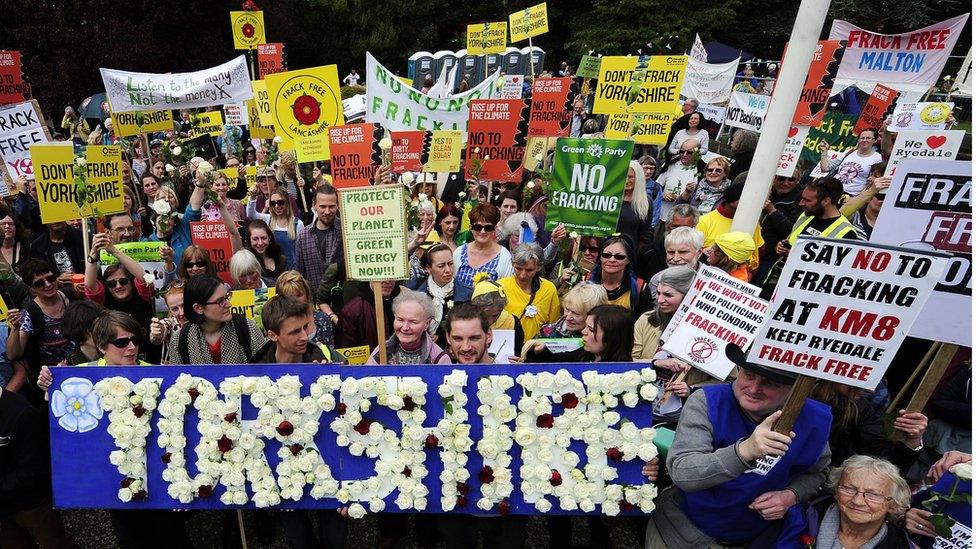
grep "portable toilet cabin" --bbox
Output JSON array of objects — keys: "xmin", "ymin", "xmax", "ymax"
[
  {"xmin": 502, "ymin": 47, "xmax": 524, "ymax": 75},
  {"xmin": 521, "ymin": 46, "xmax": 546, "ymax": 76},
  {"xmin": 409, "ymin": 51, "xmax": 435, "ymax": 88},
  {"xmin": 457, "ymin": 49, "xmax": 484, "ymax": 88}
]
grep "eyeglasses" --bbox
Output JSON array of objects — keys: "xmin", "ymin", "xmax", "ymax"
[
  {"xmin": 31, "ymin": 274, "xmax": 57, "ymax": 288},
  {"xmin": 270, "ymin": 200, "xmax": 285, "ymax": 207},
  {"xmin": 775, "ymin": 176, "xmax": 798, "ymax": 182},
  {"xmin": 105, "ymin": 278, "xmax": 131, "ymax": 289},
  {"xmin": 472, "ymin": 223, "xmax": 496, "ymax": 233},
  {"xmin": 185, "ymin": 260, "xmax": 208, "ymax": 269},
  {"xmin": 601, "ymin": 252, "xmax": 628, "ymax": 261},
  {"xmin": 679, "ymin": 150, "xmax": 695, "ymax": 155},
  {"xmin": 112, "ymin": 226, "xmax": 137, "ymax": 234},
  {"xmin": 205, "ymin": 293, "xmax": 231, "ymax": 306},
  {"xmin": 107, "ymin": 336, "xmax": 140, "ymax": 349},
  {"xmin": 705, "ymin": 168, "xmax": 725, "ymax": 174},
  {"xmin": 837, "ymin": 484, "xmax": 891, "ymax": 505}
]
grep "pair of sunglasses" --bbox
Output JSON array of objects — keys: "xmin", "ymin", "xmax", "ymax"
[
  {"xmin": 472, "ymin": 223, "xmax": 496, "ymax": 232},
  {"xmin": 106, "ymin": 278, "xmax": 131, "ymax": 289},
  {"xmin": 601, "ymin": 252, "xmax": 628, "ymax": 261},
  {"xmin": 107, "ymin": 336, "xmax": 141, "ymax": 349},
  {"xmin": 185, "ymin": 260, "xmax": 208, "ymax": 269},
  {"xmin": 31, "ymin": 274, "xmax": 57, "ymax": 288}
]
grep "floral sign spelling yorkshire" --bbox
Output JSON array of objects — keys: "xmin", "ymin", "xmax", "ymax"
[{"xmin": 50, "ymin": 363, "xmax": 661, "ymax": 516}]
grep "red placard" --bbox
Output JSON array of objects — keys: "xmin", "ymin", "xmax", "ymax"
[
  {"xmin": 190, "ymin": 221, "xmax": 234, "ymax": 284},
  {"xmin": 257, "ymin": 43, "xmax": 286, "ymax": 79},
  {"xmin": 465, "ymin": 99, "xmax": 529, "ymax": 183},
  {"xmin": 328, "ymin": 123, "xmax": 382, "ymax": 188},
  {"xmin": 854, "ymin": 84, "xmax": 900, "ymax": 134},
  {"xmin": 0, "ymin": 51, "xmax": 31, "ymax": 105},
  {"xmin": 391, "ymin": 130, "xmax": 428, "ymax": 173},
  {"xmin": 528, "ymin": 77, "xmax": 574, "ymax": 137},
  {"xmin": 792, "ymin": 40, "xmax": 846, "ymax": 126}
]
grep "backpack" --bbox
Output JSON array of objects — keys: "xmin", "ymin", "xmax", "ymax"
[{"xmin": 177, "ymin": 314, "xmax": 252, "ymax": 364}]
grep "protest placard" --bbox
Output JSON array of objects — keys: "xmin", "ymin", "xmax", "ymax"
[
  {"xmin": 112, "ymin": 110, "xmax": 174, "ymax": 137},
  {"xmin": 99, "ymin": 241, "xmax": 167, "ymax": 310},
  {"xmin": 801, "ymin": 112, "xmax": 858, "ymax": 164},
  {"xmin": 626, "ymin": 56, "xmax": 687, "ymax": 114},
  {"xmin": 190, "ymin": 221, "xmax": 234, "ymax": 284},
  {"xmin": 467, "ymin": 22, "xmax": 507, "ymax": 55},
  {"xmin": 422, "ymin": 131, "xmax": 462, "ymax": 173},
  {"xmin": 886, "ymin": 102, "xmax": 955, "ymax": 131},
  {"xmin": 748, "ymin": 237, "xmax": 949, "ymax": 389},
  {"xmin": 191, "ymin": 111, "xmax": 225, "ymax": 137},
  {"xmin": 872, "ymin": 159, "xmax": 971, "ymax": 346},
  {"xmin": 725, "ymin": 91, "xmax": 769, "ymax": 132},
  {"xmin": 0, "ymin": 51, "xmax": 31, "ymax": 105},
  {"xmin": 884, "ymin": 130, "xmax": 964, "ymax": 177},
  {"xmin": 48, "ymin": 362, "xmax": 661, "ymax": 515},
  {"xmin": 295, "ymin": 135, "xmax": 330, "ymax": 164},
  {"xmin": 0, "ymin": 100, "xmax": 50, "ymax": 194},
  {"xmin": 338, "ymin": 184, "xmax": 409, "ymax": 281},
  {"xmin": 257, "ymin": 43, "xmax": 287, "ymax": 78},
  {"xmin": 390, "ymin": 131, "xmax": 426, "ymax": 173},
  {"xmin": 522, "ymin": 136, "xmax": 556, "ymax": 171},
  {"xmin": 777, "ymin": 125, "xmax": 811, "ymax": 177},
  {"xmin": 465, "ymin": 99, "xmax": 528, "ymax": 183},
  {"xmin": 488, "ymin": 329, "xmax": 516, "ymax": 364},
  {"xmin": 792, "ymin": 40, "xmax": 845, "ymax": 126},
  {"xmin": 545, "ymin": 138, "xmax": 634, "ymax": 236},
  {"xmin": 680, "ymin": 57, "xmax": 737, "ymax": 105},
  {"xmin": 265, "ymin": 65, "xmax": 344, "ymax": 146},
  {"xmin": 336, "ymin": 345, "xmax": 370, "ymax": 364},
  {"xmin": 508, "ymin": 3, "xmax": 548, "ymax": 42},
  {"xmin": 33, "ymin": 144, "xmax": 125, "ymax": 224},
  {"xmin": 328, "ymin": 123, "xmax": 382, "ymax": 188},
  {"xmin": 528, "ymin": 77, "xmax": 572, "ymax": 138},
  {"xmin": 251, "ymin": 80, "xmax": 274, "ymax": 126},
  {"xmin": 829, "ymin": 14, "xmax": 968, "ymax": 88},
  {"xmin": 500, "ymin": 75, "xmax": 524, "ymax": 99},
  {"xmin": 247, "ymin": 98, "xmax": 275, "ymax": 139},
  {"xmin": 603, "ymin": 114, "xmax": 632, "ymax": 140},
  {"xmin": 230, "ymin": 11, "xmax": 266, "ymax": 50},
  {"xmin": 101, "ymin": 57, "xmax": 253, "ymax": 113},
  {"xmin": 223, "ymin": 102, "xmax": 246, "ymax": 126},
  {"xmin": 854, "ymin": 84, "xmax": 899, "ymax": 134},
  {"xmin": 663, "ymin": 276, "xmax": 769, "ymax": 380},
  {"xmin": 366, "ymin": 53, "xmax": 500, "ymax": 133},
  {"xmin": 577, "ymin": 55, "xmax": 601, "ymax": 79},
  {"xmin": 661, "ymin": 265, "xmax": 761, "ymax": 343},
  {"xmin": 593, "ymin": 57, "xmax": 637, "ymax": 115},
  {"xmin": 631, "ymin": 112, "xmax": 677, "ymax": 145}
]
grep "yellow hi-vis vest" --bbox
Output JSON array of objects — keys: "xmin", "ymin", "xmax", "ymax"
[{"xmin": 787, "ymin": 214, "xmax": 857, "ymax": 246}]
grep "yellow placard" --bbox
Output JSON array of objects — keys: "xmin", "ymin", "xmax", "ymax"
[
  {"xmin": 244, "ymin": 165, "xmax": 258, "ymax": 191},
  {"xmin": 246, "ymin": 99, "xmax": 275, "ymax": 139},
  {"xmin": 192, "ymin": 111, "xmax": 225, "ymax": 137},
  {"xmin": 230, "ymin": 11, "xmax": 266, "ymax": 50},
  {"xmin": 337, "ymin": 345, "xmax": 371, "ymax": 365},
  {"xmin": 626, "ymin": 55, "xmax": 688, "ymax": 114},
  {"xmin": 33, "ymin": 145, "xmax": 125, "ymax": 224},
  {"xmin": 251, "ymin": 81, "xmax": 274, "ymax": 127},
  {"xmin": 422, "ymin": 130, "xmax": 463, "ymax": 173},
  {"xmin": 631, "ymin": 112, "xmax": 677, "ymax": 145},
  {"xmin": 230, "ymin": 289, "xmax": 257, "ymax": 318},
  {"xmin": 467, "ymin": 22, "xmax": 508, "ymax": 55},
  {"xmin": 264, "ymin": 65, "xmax": 344, "ymax": 146},
  {"xmin": 509, "ymin": 3, "xmax": 548, "ymax": 42},
  {"xmin": 113, "ymin": 110, "xmax": 173, "ymax": 137},
  {"xmin": 593, "ymin": 56, "xmax": 638, "ymax": 115},
  {"xmin": 295, "ymin": 135, "xmax": 331, "ymax": 163},
  {"xmin": 604, "ymin": 113, "xmax": 632, "ymax": 139},
  {"xmin": 522, "ymin": 136, "xmax": 557, "ymax": 171},
  {"xmin": 0, "ymin": 293, "xmax": 8, "ymax": 325},
  {"xmin": 397, "ymin": 77, "xmax": 413, "ymax": 87}
]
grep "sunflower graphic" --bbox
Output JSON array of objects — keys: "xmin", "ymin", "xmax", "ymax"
[{"xmin": 292, "ymin": 94, "xmax": 321, "ymax": 126}]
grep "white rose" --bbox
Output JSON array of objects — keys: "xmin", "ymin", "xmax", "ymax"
[
  {"xmin": 273, "ymin": 135, "xmax": 283, "ymax": 144},
  {"xmin": 580, "ymin": 498, "xmax": 596, "ymax": 512},
  {"xmin": 171, "ymin": 146, "xmax": 182, "ymax": 156},
  {"xmin": 622, "ymin": 393, "xmax": 639, "ymax": 408},
  {"xmin": 379, "ymin": 137, "xmax": 393, "ymax": 150},
  {"xmin": 107, "ymin": 377, "xmax": 133, "ymax": 397},
  {"xmin": 401, "ymin": 172, "xmax": 415, "ymax": 185},
  {"xmin": 951, "ymin": 462, "xmax": 973, "ymax": 480},
  {"xmin": 477, "ymin": 497, "xmax": 493, "ymax": 511},
  {"xmin": 514, "ymin": 428, "xmax": 536, "ymax": 447},
  {"xmin": 347, "ymin": 503, "xmax": 367, "ymax": 519},
  {"xmin": 639, "ymin": 383, "xmax": 658, "ymax": 401},
  {"xmin": 118, "ymin": 487, "xmax": 133, "ymax": 502},
  {"xmin": 75, "ymin": 156, "xmax": 87, "ymax": 167},
  {"xmin": 535, "ymin": 498, "xmax": 552, "ymax": 512}
]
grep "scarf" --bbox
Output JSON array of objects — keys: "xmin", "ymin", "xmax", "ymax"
[
  {"xmin": 815, "ymin": 504, "xmax": 889, "ymax": 549},
  {"xmin": 427, "ymin": 278, "xmax": 454, "ymax": 328}
]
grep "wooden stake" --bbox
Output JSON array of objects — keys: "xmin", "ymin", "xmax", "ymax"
[
  {"xmin": 372, "ymin": 281, "xmax": 388, "ymax": 364},
  {"xmin": 236, "ymin": 509, "xmax": 249, "ymax": 549},
  {"xmin": 658, "ymin": 369, "xmax": 687, "ymax": 406},
  {"xmin": 528, "ymin": 36, "xmax": 537, "ymax": 81},
  {"xmin": 81, "ymin": 216, "xmax": 91, "ymax": 264},
  {"xmin": 886, "ymin": 341, "xmax": 940, "ymax": 416},
  {"xmin": 773, "ymin": 375, "xmax": 817, "ymax": 435},
  {"xmin": 891, "ymin": 343, "xmax": 959, "ymax": 443}
]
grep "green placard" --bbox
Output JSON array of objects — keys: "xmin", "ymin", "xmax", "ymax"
[
  {"xmin": 338, "ymin": 184, "xmax": 410, "ymax": 281},
  {"xmin": 545, "ymin": 137, "xmax": 634, "ymax": 237},
  {"xmin": 801, "ymin": 112, "xmax": 859, "ymax": 164},
  {"xmin": 577, "ymin": 55, "xmax": 602, "ymax": 79}
]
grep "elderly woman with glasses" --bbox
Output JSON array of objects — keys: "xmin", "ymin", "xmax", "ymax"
[
  {"xmin": 659, "ymin": 139, "xmax": 703, "ymax": 221},
  {"xmin": 498, "ymin": 243, "xmax": 562, "ymax": 341},
  {"xmin": 452, "ymin": 203, "xmax": 513, "ymax": 302},
  {"xmin": 677, "ymin": 157, "xmax": 732, "ymax": 215}
]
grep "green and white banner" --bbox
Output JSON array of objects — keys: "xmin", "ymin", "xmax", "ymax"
[
  {"xmin": 366, "ymin": 52, "xmax": 500, "ymax": 133},
  {"xmin": 545, "ymin": 137, "xmax": 634, "ymax": 236}
]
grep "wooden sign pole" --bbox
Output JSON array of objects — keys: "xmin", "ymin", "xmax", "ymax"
[
  {"xmin": 658, "ymin": 369, "xmax": 688, "ymax": 406},
  {"xmin": 890, "ymin": 343, "xmax": 959, "ymax": 443},
  {"xmin": 886, "ymin": 341, "xmax": 940, "ymax": 416},
  {"xmin": 773, "ymin": 375, "xmax": 817, "ymax": 435},
  {"xmin": 236, "ymin": 509, "xmax": 249, "ymax": 549},
  {"xmin": 372, "ymin": 281, "xmax": 388, "ymax": 364}
]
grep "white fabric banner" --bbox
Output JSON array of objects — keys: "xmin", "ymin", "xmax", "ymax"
[
  {"xmin": 101, "ymin": 56, "xmax": 253, "ymax": 113},
  {"xmin": 953, "ymin": 47, "xmax": 972, "ymax": 97},
  {"xmin": 829, "ymin": 14, "xmax": 969, "ymax": 91},
  {"xmin": 690, "ymin": 34, "xmax": 709, "ymax": 63},
  {"xmin": 725, "ymin": 91, "xmax": 769, "ymax": 132},
  {"xmin": 366, "ymin": 52, "xmax": 500, "ymax": 133},
  {"xmin": 681, "ymin": 57, "xmax": 737, "ymax": 104}
]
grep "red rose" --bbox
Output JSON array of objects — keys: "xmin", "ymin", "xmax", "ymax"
[
  {"xmin": 198, "ymin": 485, "xmax": 213, "ymax": 497},
  {"xmin": 289, "ymin": 444, "xmax": 303, "ymax": 456},
  {"xmin": 224, "ymin": 412, "xmax": 238, "ymax": 423},
  {"xmin": 403, "ymin": 395, "xmax": 416, "ymax": 411},
  {"xmin": 561, "ymin": 393, "xmax": 579, "ymax": 409},
  {"xmin": 499, "ymin": 500, "xmax": 511, "ymax": 516},
  {"xmin": 187, "ymin": 387, "xmax": 199, "ymax": 402},
  {"xmin": 354, "ymin": 419, "xmax": 371, "ymax": 435},
  {"xmin": 337, "ymin": 403, "xmax": 347, "ymax": 415},
  {"xmin": 619, "ymin": 499, "xmax": 634, "ymax": 511},
  {"xmin": 161, "ymin": 452, "xmax": 172, "ymax": 464},
  {"xmin": 120, "ymin": 477, "xmax": 134, "ymax": 488},
  {"xmin": 132, "ymin": 489, "xmax": 147, "ymax": 500},
  {"xmin": 536, "ymin": 413, "xmax": 554, "ymax": 429},
  {"xmin": 241, "ymin": 23, "xmax": 255, "ymax": 38},
  {"xmin": 132, "ymin": 404, "xmax": 145, "ymax": 418},
  {"xmin": 218, "ymin": 435, "xmax": 233, "ymax": 453},
  {"xmin": 800, "ymin": 535, "xmax": 816, "ymax": 546},
  {"xmin": 456, "ymin": 482, "xmax": 469, "ymax": 495},
  {"xmin": 606, "ymin": 447, "xmax": 623, "ymax": 462},
  {"xmin": 292, "ymin": 94, "xmax": 321, "ymax": 126},
  {"xmin": 424, "ymin": 434, "xmax": 439, "ymax": 449},
  {"xmin": 478, "ymin": 466, "xmax": 495, "ymax": 484},
  {"xmin": 402, "ymin": 467, "xmax": 412, "ymax": 478},
  {"xmin": 549, "ymin": 470, "xmax": 563, "ymax": 487},
  {"xmin": 277, "ymin": 421, "xmax": 295, "ymax": 437},
  {"xmin": 456, "ymin": 495, "xmax": 468, "ymax": 507}
]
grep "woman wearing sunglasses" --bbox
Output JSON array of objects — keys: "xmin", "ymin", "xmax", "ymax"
[
  {"xmin": 76, "ymin": 311, "xmax": 150, "ymax": 366},
  {"xmin": 553, "ymin": 235, "xmax": 601, "ymax": 295},
  {"xmin": 452, "ymin": 203, "xmax": 512, "ymax": 303},
  {"xmin": 676, "ymin": 157, "xmax": 732, "ymax": 215},
  {"xmin": 587, "ymin": 235, "xmax": 654, "ymax": 316},
  {"xmin": 167, "ymin": 275, "xmax": 266, "ymax": 365},
  {"xmin": 84, "ymin": 231, "xmax": 155, "ymax": 337},
  {"xmin": 247, "ymin": 188, "xmax": 304, "ymax": 270}
]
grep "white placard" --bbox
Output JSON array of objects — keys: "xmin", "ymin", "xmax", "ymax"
[
  {"xmin": 884, "ymin": 129, "xmax": 964, "ymax": 177},
  {"xmin": 725, "ymin": 91, "xmax": 769, "ymax": 132},
  {"xmin": 489, "ymin": 329, "xmax": 516, "ymax": 363},
  {"xmin": 777, "ymin": 125, "xmax": 811, "ymax": 177},
  {"xmin": 0, "ymin": 100, "xmax": 49, "ymax": 192},
  {"xmin": 681, "ymin": 57, "xmax": 738, "ymax": 104},
  {"xmin": 101, "ymin": 56, "xmax": 253, "ymax": 113},
  {"xmin": 886, "ymin": 101, "xmax": 955, "ymax": 131},
  {"xmin": 662, "ymin": 265, "xmax": 760, "ymax": 343}
]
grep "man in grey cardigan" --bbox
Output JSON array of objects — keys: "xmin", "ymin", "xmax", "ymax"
[{"xmin": 646, "ymin": 344, "xmax": 832, "ymax": 548}]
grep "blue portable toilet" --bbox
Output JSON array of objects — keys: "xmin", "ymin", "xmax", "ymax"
[
  {"xmin": 432, "ymin": 50, "xmax": 458, "ymax": 87},
  {"xmin": 502, "ymin": 47, "xmax": 524, "ymax": 75},
  {"xmin": 485, "ymin": 53, "xmax": 502, "ymax": 77},
  {"xmin": 521, "ymin": 46, "xmax": 545, "ymax": 76},
  {"xmin": 458, "ymin": 49, "xmax": 484, "ymax": 88},
  {"xmin": 409, "ymin": 51, "xmax": 435, "ymax": 88}
]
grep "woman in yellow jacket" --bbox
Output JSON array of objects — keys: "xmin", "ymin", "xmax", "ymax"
[{"xmin": 498, "ymin": 243, "xmax": 561, "ymax": 341}]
